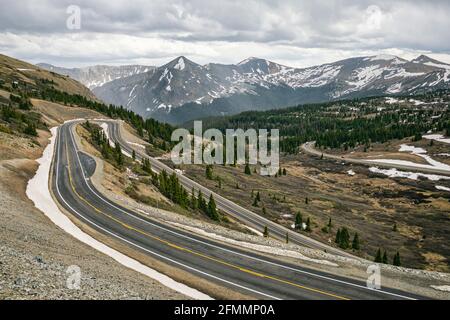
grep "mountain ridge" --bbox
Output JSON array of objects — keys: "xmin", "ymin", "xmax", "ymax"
[
  {"xmin": 37, "ymin": 63, "xmax": 155, "ymax": 90},
  {"xmin": 44, "ymin": 54, "xmax": 450, "ymax": 124}
]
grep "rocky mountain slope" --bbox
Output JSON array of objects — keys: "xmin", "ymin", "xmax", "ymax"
[
  {"xmin": 67, "ymin": 55, "xmax": 450, "ymax": 124},
  {"xmin": 37, "ymin": 63, "xmax": 154, "ymax": 90},
  {"xmin": 0, "ymin": 54, "xmax": 96, "ymax": 100}
]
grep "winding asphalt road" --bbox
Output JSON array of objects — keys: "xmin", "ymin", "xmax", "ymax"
[
  {"xmin": 301, "ymin": 141, "xmax": 450, "ymax": 177},
  {"xmin": 105, "ymin": 121, "xmax": 356, "ymax": 258},
  {"xmin": 48, "ymin": 119, "xmax": 427, "ymax": 300}
]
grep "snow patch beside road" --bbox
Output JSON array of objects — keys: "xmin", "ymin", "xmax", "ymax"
[
  {"xmin": 368, "ymin": 144, "xmax": 450, "ymax": 173},
  {"xmin": 26, "ymin": 126, "xmax": 211, "ymax": 300},
  {"xmin": 423, "ymin": 134, "xmax": 450, "ymax": 145},
  {"xmin": 431, "ymin": 285, "xmax": 450, "ymax": 292},
  {"xmin": 369, "ymin": 167, "xmax": 450, "ymax": 181}
]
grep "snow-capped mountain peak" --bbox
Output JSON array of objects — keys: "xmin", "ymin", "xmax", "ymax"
[
  {"xmin": 36, "ymin": 63, "xmax": 154, "ymax": 89},
  {"xmin": 46, "ymin": 54, "xmax": 450, "ymax": 124}
]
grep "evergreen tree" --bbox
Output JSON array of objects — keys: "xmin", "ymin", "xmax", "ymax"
[
  {"xmin": 132, "ymin": 149, "xmax": 136, "ymax": 161},
  {"xmin": 198, "ymin": 190, "xmax": 206, "ymax": 213},
  {"xmin": 286, "ymin": 232, "xmax": 289, "ymax": 244},
  {"xmin": 393, "ymin": 252, "xmax": 401, "ymax": 266},
  {"xmin": 382, "ymin": 251, "xmax": 388, "ymax": 264},
  {"xmin": 393, "ymin": 223, "xmax": 398, "ymax": 232},
  {"xmin": 207, "ymin": 194, "xmax": 220, "ymax": 221},
  {"xmin": 23, "ymin": 123, "xmax": 37, "ymax": 136},
  {"xmin": 295, "ymin": 212, "xmax": 303, "ymax": 230},
  {"xmin": 327, "ymin": 217, "xmax": 332, "ymax": 228},
  {"xmin": 263, "ymin": 225, "xmax": 269, "ymax": 238},
  {"xmin": 244, "ymin": 163, "xmax": 251, "ymax": 175},
  {"xmin": 115, "ymin": 142, "xmax": 123, "ymax": 166},
  {"xmin": 352, "ymin": 233, "xmax": 360, "ymax": 250},
  {"xmin": 338, "ymin": 227, "xmax": 350, "ymax": 249},
  {"xmin": 142, "ymin": 158, "xmax": 152, "ymax": 174},
  {"xmin": 190, "ymin": 187, "xmax": 197, "ymax": 210},
  {"xmin": 282, "ymin": 168, "xmax": 287, "ymax": 175},
  {"xmin": 256, "ymin": 191, "xmax": 261, "ymax": 202},
  {"xmin": 305, "ymin": 217, "xmax": 312, "ymax": 232},
  {"xmin": 374, "ymin": 248, "xmax": 383, "ymax": 263},
  {"xmin": 335, "ymin": 229, "xmax": 341, "ymax": 244},
  {"xmin": 206, "ymin": 165, "xmax": 213, "ymax": 180}
]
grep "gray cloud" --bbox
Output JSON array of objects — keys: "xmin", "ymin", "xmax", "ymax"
[{"xmin": 0, "ymin": 0, "xmax": 449, "ymax": 67}]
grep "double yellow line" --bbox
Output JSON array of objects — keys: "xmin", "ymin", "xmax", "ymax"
[{"xmin": 64, "ymin": 140, "xmax": 350, "ymax": 300}]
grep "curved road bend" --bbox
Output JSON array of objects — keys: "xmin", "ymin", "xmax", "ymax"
[
  {"xmin": 105, "ymin": 121, "xmax": 355, "ymax": 258},
  {"xmin": 302, "ymin": 142, "xmax": 450, "ymax": 177},
  {"xmin": 51, "ymin": 120, "xmax": 423, "ymax": 300}
]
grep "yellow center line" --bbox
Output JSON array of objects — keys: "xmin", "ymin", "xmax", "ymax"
[{"xmin": 63, "ymin": 140, "xmax": 350, "ymax": 300}]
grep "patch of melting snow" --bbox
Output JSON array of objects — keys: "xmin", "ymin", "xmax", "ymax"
[
  {"xmin": 368, "ymin": 144, "xmax": 450, "ymax": 173},
  {"xmin": 436, "ymin": 185, "xmax": 450, "ymax": 192},
  {"xmin": 385, "ymin": 97, "xmax": 404, "ymax": 104},
  {"xmin": 244, "ymin": 226, "xmax": 264, "ymax": 236},
  {"xmin": 399, "ymin": 144, "xmax": 426, "ymax": 154},
  {"xmin": 168, "ymin": 222, "xmax": 338, "ymax": 267},
  {"xmin": 347, "ymin": 170, "xmax": 356, "ymax": 176},
  {"xmin": 423, "ymin": 134, "xmax": 450, "ymax": 145},
  {"xmin": 100, "ymin": 123, "xmax": 115, "ymax": 147},
  {"xmin": 25, "ymin": 127, "xmax": 211, "ymax": 300},
  {"xmin": 127, "ymin": 141, "xmax": 146, "ymax": 149},
  {"xmin": 430, "ymin": 285, "xmax": 450, "ymax": 292},
  {"xmin": 369, "ymin": 167, "xmax": 450, "ymax": 181}
]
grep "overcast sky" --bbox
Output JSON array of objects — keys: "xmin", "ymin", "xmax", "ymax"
[{"xmin": 1, "ymin": 0, "xmax": 450, "ymax": 68}]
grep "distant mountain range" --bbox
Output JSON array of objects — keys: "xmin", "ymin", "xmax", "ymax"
[
  {"xmin": 37, "ymin": 63, "xmax": 154, "ymax": 89},
  {"xmin": 40, "ymin": 54, "xmax": 450, "ymax": 124}
]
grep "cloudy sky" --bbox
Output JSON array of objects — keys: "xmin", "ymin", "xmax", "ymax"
[{"xmin": 1, "ymin": 0, "xmax": 450, "ymax": 68}]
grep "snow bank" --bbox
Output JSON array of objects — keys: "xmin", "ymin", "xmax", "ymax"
[
  {"xmin": 169, "ymin": 222, "xmax": 338, "ymax": 267},
  {"xmin": 244, "ymin": 225, "xmax": 264, "ymax": 236},
  {"xmin": 100, "ymin": 123, "xmax": 115, "ymax": 147},
  {"xmin": 367, "ymin": 158, "xmax": 445, "ymax": 171},
  {"xmin": 423, "ymin": 134, "xmax": 450, "ymax": 145},
  {"xmin": 398, "ymin": 144, "xmax": 426, "ymax": 154},
  {"xmin": 369, "ymin": 144, "xmax": 450, "ymax": 173},
  {"xmin": 26, "ymin": 127, "xmax": 211, "ymax": 300},
  {"xmin": 385, "ymin": 97, "xmax": 404, "ymax": 104},
  {"xmin": 431, "ymin": 285, "xmax": 450, "ymax": 292},
  {"xmin": 369, "ymin": 167, "xmax": 450, "ymax": 181},
  {"xmin": 436, "ymin": 185, "xmax": 450, "ymax": 192},
  {"xmin": 127, "ymin": 141, "xmax": 146, "ymax": 149},
  {"xmin": 398, "ymin": 144, "xmax": 450, "ymax": 172}
]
